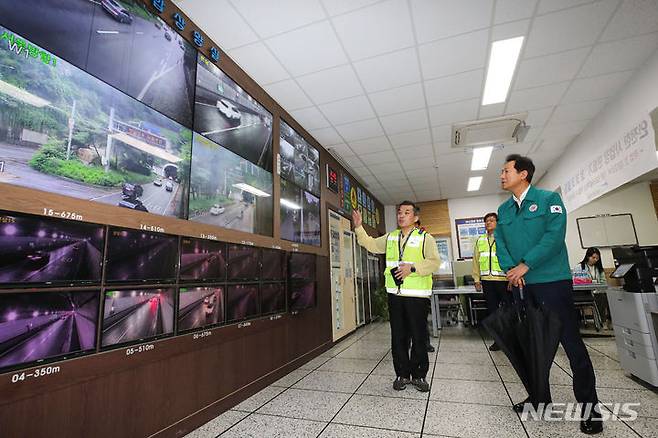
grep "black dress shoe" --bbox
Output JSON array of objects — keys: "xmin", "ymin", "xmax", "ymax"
[
  {"xmin": 580, "ymin": 406, "xmax": 603, "ymax": 435},
  {"xmin": 489, "ymin": 342, "xmax": 501, "ymax": 351},
  {"xmin": 512, "ymin": 397, "xmax": 532, "ymax": 413},
  {"xmin": 427, "ymin": 344, "xmax": 435, "ymax": 352}
]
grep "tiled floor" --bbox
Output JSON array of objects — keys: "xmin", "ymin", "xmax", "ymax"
[{"xmin": 185, "ymin": 322, "xmax": 658, "ymax": 437}]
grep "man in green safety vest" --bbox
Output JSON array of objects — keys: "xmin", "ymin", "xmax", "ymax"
[
  {"xmin": 353, "ymin": 201, "xmax": 440, "ymax": 392},
  {"xmin": 472, "ymin": 212, "xmax": 509, "ymax": 351}
]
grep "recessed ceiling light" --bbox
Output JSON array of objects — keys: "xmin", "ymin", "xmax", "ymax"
[
  {"xmin": 482, "ymin": 36, "xmax": 524, "ymax": 106},
  {"xmin": 467, "ymin": 176, "xmax": 483, "ymax": 192},
  {"xmin": 471, "ymin": 146, "xmax": 494, "ymax": 171}
]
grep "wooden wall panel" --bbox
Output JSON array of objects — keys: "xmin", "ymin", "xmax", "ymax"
[
  {"xmin": 651, "ymin": 181, "xmax": 658, "ymax": 220},
  {"xmin": 417, "ymin": 200, "xmax": 451, "ymax": 237}
]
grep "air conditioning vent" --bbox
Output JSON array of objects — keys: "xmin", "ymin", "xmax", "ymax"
[{"xmin": 452, "ymin": 113, "xmax": 528, "ymax": 148}]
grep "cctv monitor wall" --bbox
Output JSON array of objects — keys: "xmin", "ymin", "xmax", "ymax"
[
  {"xmin": 0, "ymin": 211, "xmax": 105, "ymax": 287},
  {"xmin": 261, "ymin": 248, "xmax": 286, "ymax": 281},
  {"xmin": 227, "ymin": 244, "xmax": 260, "ymax": 281},
  {"xmin": 178, "ymin": 286, "xmax": 225, "ymax": 332},
  {"xmin": 179, "ymin": 238, "xmax": 226, "ymax": 282},
  {"xmin": 226, "ymin": 284, "xmax": 259, "ymax": 322},
  {"xmin": 260, "ymin": 283, "xmax": 286, "ymax": 315}
]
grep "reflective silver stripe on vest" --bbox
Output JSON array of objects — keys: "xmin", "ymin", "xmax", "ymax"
[
  {"xmin": 478, "ymin": 251, "xmax": 496, "ymax": 258},
  {"xmin": 386, "ymin": 287, "xmax": 432, "ymax": 297}
]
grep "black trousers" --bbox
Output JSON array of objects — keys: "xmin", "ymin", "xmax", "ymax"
[
  {"xmin": 388, "ymin": 293, "xmax": 429, "ymax": 379},
  {"xmin": 482, "ymin": 280, "xmax": 511, "ymax": 317},
  {"xmin": 524, "ymin": 280, "xmax": 598, "ymax": 404}
]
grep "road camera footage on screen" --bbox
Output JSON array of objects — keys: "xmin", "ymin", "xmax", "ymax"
[
  {"xmin": 0, "ymin": 0, "xmax": 197, "ymax": 128},
  {"xmin": 179, "ymin": 238, "xmax": 227, "ymax": 282},
  {"xmin": 178, "ymin": 286, "xmax": 225, "ymax": 333},
  {"xmin": 0, "ymin": 25, "xmax": 192, "ymax": 218},
  {"xmin": 279, "ymin": 120, "xmax": 320, "ymax": 196},
  {"xmin": 280, "ymin": 179, "xmax": 321, "ymax": 246}
]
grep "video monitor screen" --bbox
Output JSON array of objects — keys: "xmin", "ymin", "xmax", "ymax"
[
  {"xmin": 101, "ymin": 288, "xmax": 175, "ymax": 348},
  {"xmin": 260, "ymin": 283, "xmax": 286, "ymax": 315},
  {"xmin": 226, "ymin": 284, "xmax": 259, "ymax": 322},
  {"xmin": 179, "ymin": 238, "xmax": 226, "ymax": 282},
  {"xmin": 0, "ymin": 211, "xmax": 105, "ymax": 286},
  {"xmin": 178, "ymin": 286, "xmax": 224, "ymax": 332},
  {"xmin": 188, "ymin": 133, "xmax": 273, "ymax": 236},
  {"xmin": 0, "ymin": 0, "xmax": 197, "ymax": 127},
  {"xmin": 227, "ymin": 244, "xmax": 260, "ymax": 281},
  {"xmin": 279, "ymin": 120, "xmax": 320, "ymax": 195},
  {"xmin": 289, "ymin": 281, "xmax": 316, "ymax": 311},
  {"xmin": 194, "ymin": 54, "xmax": 273, "ymax": 171},
  {"xmin": 611, "ymin": 263, "xmax": 635, "ymax": 278},
  {"xmin": 261, "ymin": 248, "xmax": 286, "ymax": 280},
  {"xmin": 289, "ymin": 253, "xmax": 316, "ymax": 280},
  {"xmin": 105, "ymin": 228, "xmax": 178, "ymax": 283},
  {"xmin": 301, "ymin": 190, "xmax": 321, "ymax": 247},
  {"xmin": 0, "ymin": 290, "xmax": 99, "ymax": 372},
  {"xmin": 0, "ymin": 25, "xmax": 192, "ymax": 218},
  {"xmin": 280, "ymin": 179, "xmax": 302, "ymax": 244}
]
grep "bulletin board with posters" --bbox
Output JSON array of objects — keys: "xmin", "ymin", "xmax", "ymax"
[{"xmin": 455, "ymin": 217, "xmax": 486, "ymax": 260}]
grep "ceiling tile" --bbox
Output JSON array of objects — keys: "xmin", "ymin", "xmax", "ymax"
[
  {"xmin": 231, "ymin": 0, "xmax": 326, "ymax": 39},
  {"xmin": 367, "ymin": 162, "xmax": 405, "ymax": 174},
  {"xmin": 525, "ymin": 107, "xmax": 554, "ymax": 128},
  {"xmin": 389, "ymin": 129, "xmax": 432, "ymax": 148},
  {"xmin": 308, "ymin": 126, "xmax": 344, "ymax": 146},
  {"xmin": 266, "ymin": 21, "xmax": 348, "ymax": 76},
  {"xmin": 380, "ymin": 109, "xmax": 429, "ymax": 135},
  {"xmin": 425, "ymin": 69, "xmax": 484, "ymax": 106},
  {"xmin": 494, "ymin": 0, "xmax": 538, "ymax": 24},
  {"xmin": 359, "ymin": 150, "xmax": 399, "ymax": 165},
  {"xmin": 491, "ymin": 19, "xmax": 531, "ymax": 41},
  {"xmin": 514, "ymin": 47, "xmax": 590, "ymax": 89},
  {"xmin": 290, "ymin": 106, "xmax": 331, "ymax": 130},
  {"xmin": 428, "ymin": 98, "xmax": 479, "ymax": 127},
  {"xmin": 370, "ymin": 83, "xmax": 426, "ymax": 116},
  {"xmin": 411, "ymin": 0, "xmax": 494, "ymax": 43},
  {"xmin": 264, "ymin": 80, "xmax": 312, "ymax": 111},
  {"xmin": 432, "ymin": 126, "xmax": 452, "ymax": 144},
  {"xmin": 335, "ymin": 119, "xmax": 385, "ymax": 141},
  {"xmin": 524, "ymin": 0, "xmax": 618, "ymax": 58},
  {"xmin": 600, "ymin": 0, "xmax": 658, "ymax": 42},
  {"xmin": 402, "ymin": 157, "xmax": 437, "ymax": 170},
  {"xmin": 507, "ymin": 82, "xmax": 570, "ymax": 112},
  {"xmin": 578, "ymin": 32, "xmax": 658, "ymax": 77},
  {"xmin": 478, "ymin": 103, "xmax": 506, "ymax": 118},
  {"xmin": 549, "ymin": 99, "xmax": 609, "ymax": 124},
  {"xmin": 395, "ymin": 143, "xmax": 434, "ymax": 157},
  {"xmin": 319, "ymin": 95, "xmax": 375, "ymax": 125},
  {"xmin": 353, "ymin": 47, "xmax": 422, "ymax": 93},
  {"xmin": 562, "ymin": 70, "xmax": 634, "ymax": 103},
  {"xmin": 322, "ymin": 0, "xmax": 383, "ymax": 16},
  {"xmin": 333, "ymin": 0, "xmax": 414, "ymax": 60},
  {"xmin": 537, "ymin": 0, "xmax": 594, "ymax": 14},
  {"xmin": 413, "ymin": 167, "xmax": 439, "ymax": 177},
  {"xmin": 348, "ymin": 136, "xmax": 392, "ymax": 154},
  {"xmin": 297, "ymin": 65, "xmax": 364, "ymax": 104},
  {"xmin": 434, "ymin": 141, "xmax": 453, "ymax": 155},
  {"xmin": 415, "ymin": 191, "xmax": 441, "ymax": 202},
  {"xmin": 419, "ymin": 30, "xmax": 489, "ymax": 80},
  {"xmin": 326, "ymin": 143, "xmax": 355, "ymax": 157},
  {"xmin": 541, "ymin": 119, "xmax": 591, "ymax": 139}
]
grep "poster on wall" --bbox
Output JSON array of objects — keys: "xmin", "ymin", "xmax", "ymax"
[
  {"xmin": 455, "ymin": 217, "xmax": 486, "ymax": 259},
  {"xmin": 434, "ymin": 237, "xmax": 453, "ymax": 276},
  {"xmin": 342, "ymin": 175, "xmax": 351, "ymax": 212}
]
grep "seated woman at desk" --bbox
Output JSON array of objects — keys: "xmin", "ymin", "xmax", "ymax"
[{"xmin": 573, "ymin": 247, "xmax": 606, "ymax": 284}]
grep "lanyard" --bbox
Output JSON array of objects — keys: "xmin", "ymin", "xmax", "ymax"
[{"xmin": 398, "ymin": 228, "xmax": 415, "ymax": 262}]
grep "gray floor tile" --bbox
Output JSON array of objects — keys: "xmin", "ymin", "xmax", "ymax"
[
  {"xmin": 319, "ymin": 423, "xmax": 421, "ymax": 437},
  {"xmin": 385, "ymin": 352, "xmax": 437, "ymax": 363},
  {"xmin": 221, "ymin": 413, "xmax": 326, "ymax": 438},
  {"xmin": 598, "ymin": 387, "xmax": 658, "ymax": 418},
  {"xmin": 430, "ymin": 378, "xmax": 511, "ymax": 406},
  {"xmin": 257, "ymin": 388, "xmax": 351, "ymax": 422},
  {"xmin": 318, "ymin": 357, "xmax": 380, "ymax": 374},
  {"xmin": 436, "ymin": 350, "xmax": 493, "ymax": 365},
  {"xmin": 503, "ymin": 382, "xmax": 575, "ymax": 405},
  {"xmin": 371, "ymin": 360, "xmax": 397, "ymax": 377},
  {"xmin": 292, "ymin": 370, "xmax": 368, "ymax": 393},
  {"xmin": 595, "ymin": 369, "xmax": 650, "ymax": 390},
  {"xmin": 433, "ymin": 363, "xmax": 500, "ymax": 382},
  {"xmin": 298, "ymin": 355, "xmax": 333, "ymax": 370},
  {"xmin": 423, "ymin": 401, "xmax": 526, "ymax": 437},
  {"xmin": 521, "ymin": 415, "xmax": 638, "ymax": 437},
  {"xmin": 554, "ymin": 353, "xmax": 622, "ymax": 371},
  {"xmin": 439, "ymin": 342, "xmax": 489, "ymax": 352},
  {"xmin": 271, "ymin": 369, "xmax": 311, "ymax": 387},
  {"xmin": 233, "ymin": 386, "xmax": 285, "ymax": 412},
  {"xmin": 628, "ymin": 416, "xmax": 658, "ymax": 438},
  {"xmin": 497, "ymin": 364, "xmax": 573, "ymax": 386},
  {"xmin": 333, "ymin": 394, "xmax": 426, "ymax": 433},
  {"xmin": 356, "ymin": 374, "xmax": 430, "ymax": 400},
  {"xmin": 183, "ymin": 410, "xmax": 248, "ymax": 438},
  {"xmin": 337, "ymin": 346, "xmax": 390, "ymax": 360}
]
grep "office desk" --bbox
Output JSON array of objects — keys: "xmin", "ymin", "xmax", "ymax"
[
  {"xmin": 573, "ymin": 283, "xmax": 608, "ymax": 292},
  {"xmin": 430, "ymin": 286, "xmax": 478, "ymax": 336}
]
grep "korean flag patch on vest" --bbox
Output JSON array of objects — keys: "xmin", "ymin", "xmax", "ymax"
[{"xmin": 550, "ymin": 205, "xmax": 563, "ymax": 214}]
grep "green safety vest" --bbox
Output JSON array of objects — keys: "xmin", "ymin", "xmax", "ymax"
[
  {"xmin": 384, "ymin": 228, "xmax": 433, "ymax": 297},
  {"xmin": 476, "ymin": 234, "xmax": 506, "ymax": 278}
]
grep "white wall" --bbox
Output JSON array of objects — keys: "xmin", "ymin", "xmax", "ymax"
[{"xmin": 384, "ymin": 204, "xmax": 396, "ymax": 232}]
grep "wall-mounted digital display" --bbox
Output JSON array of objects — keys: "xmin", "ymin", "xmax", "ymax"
[
  {"xmin": 188, "ymin": 133, "xmax": 273, "ymax": 236},
  {"xmin": 279, "ymin": 120, "xmax": 320, "ymax": 195},
  {"xmin": 301, "ymin": 191, "xmax": 321, "ymax": 247},
  {"xmin": 194, "ymin": 54, "xmax": 273, "ymax": 171},
  {"xmin": 0, "ymin": 25, "xmax": 192, "ymax": 218},
  {"xmin": 261, "ymin": 248, "xmax": 285, "ymax": 280},
  {"xmin": 289, "ymin": 253, "xmax": 316, "ymax": 280},
  {"xmin": 179, "ymin": 238, "xmax": 226, "ymax": 282},
  {"xmin": 0, "ymin": 290, "xmax": 99, "ymax": 371},
  {"xmin": 227, "ymin": 244, "xmax": 260, "ymax": 281},
  {"xmin": 101, "ymin": 288, "xmax": 175, "ymax": 348},
  {"xmin": 0, "ymin": 0, "xmax": 197, "ymax": 127},
  {"xmin": 178, "ymin": 286, "xmax": 224, "ymax": 332},
  {"xmin": 327, "ymin": 165, "xmax": 339, "ymax": 193},
  {"xmin": 0, "ymin": 211, "xmax": 105, "ymax": 286},
  {"xmin": 260, "ymin": 283, "xmax": 286, "ymax": 315},
  {"xmin": 226, "ymin": 284, "xmax": 259, "ymax": 322},
  {"xmin": 105, "ymin": 228, "xmax": 178, "ymax": 283},
  {"xmin": 280, "ymin": 180, "xmax": 321, "ymax": 247},
  {"xmin": 289, "ymin": 281, "xmax": 316, "ymax": 311}
]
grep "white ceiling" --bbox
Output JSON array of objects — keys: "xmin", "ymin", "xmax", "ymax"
[{"xmin": 174, "ymin": 0, "xmax": 658, "ymax": 205}]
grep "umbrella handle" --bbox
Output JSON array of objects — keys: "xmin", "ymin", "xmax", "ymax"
[{"xmin": 518, "ymin": 285, "xmax": 524, "ymax": 301}]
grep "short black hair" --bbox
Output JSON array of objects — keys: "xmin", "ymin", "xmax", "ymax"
[
  {"xmin": 398, "ymin": 200, "xmax": 420, "ymax": 216},
  {"xmin": 506, "ymin": 154, "xmax": 535, "ymax": 183},
  {"xmin": 483, "ymin": 212, "xmax": 498, "ymax": 222}
]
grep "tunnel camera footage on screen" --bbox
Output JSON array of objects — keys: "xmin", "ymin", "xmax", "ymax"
[
  {"xmin": 101, "ymin": 287, "xmax": 174, "ymax": 348},
  {"xmin": 0, "ymin": 0, "xmax": 197, "ymax": 128},
  {"xmin": 289, "ymin": 281, "xmax": 316, "ymax": 311},
  {"xmin": 226, "ymin": 284, "xmax": 259, "ymax": 322},
  {"xmin": 179, "ymin": 238, "xmax": 227, "ymax": 282},
  {"xmin": 261, "ymin": 283, "xmax": 286, "ymax": 315},
  {"xmin": 194, "ymin": 54, "xmax": 273, "ymax": 172},
  {"xmin": 104, "ymin": 227, "xmax": 179, "ymax": 283},
  {"xmin": 280, "ymin": 179, "xmax": 321, "ymax": 247},
  {"xmin": 279, "ymin": 120, "xmax": 320, "ymax": 196},
  {"xmin": 0, "ymin": 25, "xmax": 192, "ymax": 219},
  {"xmin": 261, "ymin": 248, "xmax": 286, "ymax": 281},
  {"xmin": 289, "ymin": 252, "xmax": 316, "ymax": 280},
  {"xmin": 0, "ymin": 290, "xmax": 99, "ymax": 372},
  {"xmin": 227, "ymin": 244, "xmax": 260, "ymax": 281},
  {"xmin": 188, "ymin": 133, "xmax": 273, "ymax": 236},
  {"xmin": 178, "ymin": 286, "xmax": 225, "ymax": 333},
  {"xmin": 0, "ymin": 211, "xmax": 105, "ymax": 286}
]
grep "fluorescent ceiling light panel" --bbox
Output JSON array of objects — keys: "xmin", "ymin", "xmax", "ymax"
[
  {"xmin": 280, "ymin": 199, "xmax": 301, "ymax": 210},
  {"xmin": 232, "ymin": 183, "xmax": 271, "ymax": 197},
  {"xmin": 471, "ymin": 146, "xmax": 494, "ymax": 171},
  {"xmin": 482, "ymin": 36, "xmax": 524, "ymax": 106},
  {"xmin": 467, "ymin": 176, "xmax": 483, "ymax": 192}
]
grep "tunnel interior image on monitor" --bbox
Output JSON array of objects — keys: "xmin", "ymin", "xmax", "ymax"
[
  {"xmin": 260, "ymin": 283, "xmax": 286, "ymax": 315},
  {"xmin": 0, "ymin": 25, "xmax": 192, "ymax": 219},
  {"xmin": 289, "ymin": 253, "xmax": 316, "ymax": 280},
  {"xmin": 279, "ymin": 179, "xmax": 320, "ymax": 247},
  {"xmin": 104, "ymin": 228, "xmax": 179, "ymax": 283},
  {"xmin": 101, "ymin": 287, "xmax": 175, "ymax": 348},
  {"xmin": 179, "ymin": 238, "xmax": 226, "ymax": 282},
  {"xmin": 0, "ymin": 211, "xmax": 105, "ymax": 286},
  {"xmin": 261, "ymin": 248, "xmax": 286, "ymax": 281},
  {"xmin": 279, "ymin": 120, "xmax": 320, "ymax": 195},
  {"xmin": 178, "ymin": 286, "xmax": 224, "ymax": 332},
  {"xmin": 0, "ymin": 0, "xmax": 197, "ymax": 128},
  {"xmin": 289, "ymin": 281, "xmax": 316, "ymax": 312},
  {"xmin": 188, "ymin": 133, "xmax": 273, "ymax": 236},
  {"xmin": 226, "ymin": 284, "xmax": 259, "ymax": 322},
  {"xmin": 194, "ymin": 54, "xmax": 273, "ymax": 171},
  {"xmin": 227, "ymin": 244, "xmax": 260, "ymax": 281},
  {"xmin": 0, "ymin": 290, "xmax": 99, "ymax": 372}
]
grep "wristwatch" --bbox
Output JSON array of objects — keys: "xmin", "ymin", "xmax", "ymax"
[{"xmin": 410, "ymin": 266, "xmax": 416, "ymax": 273}]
